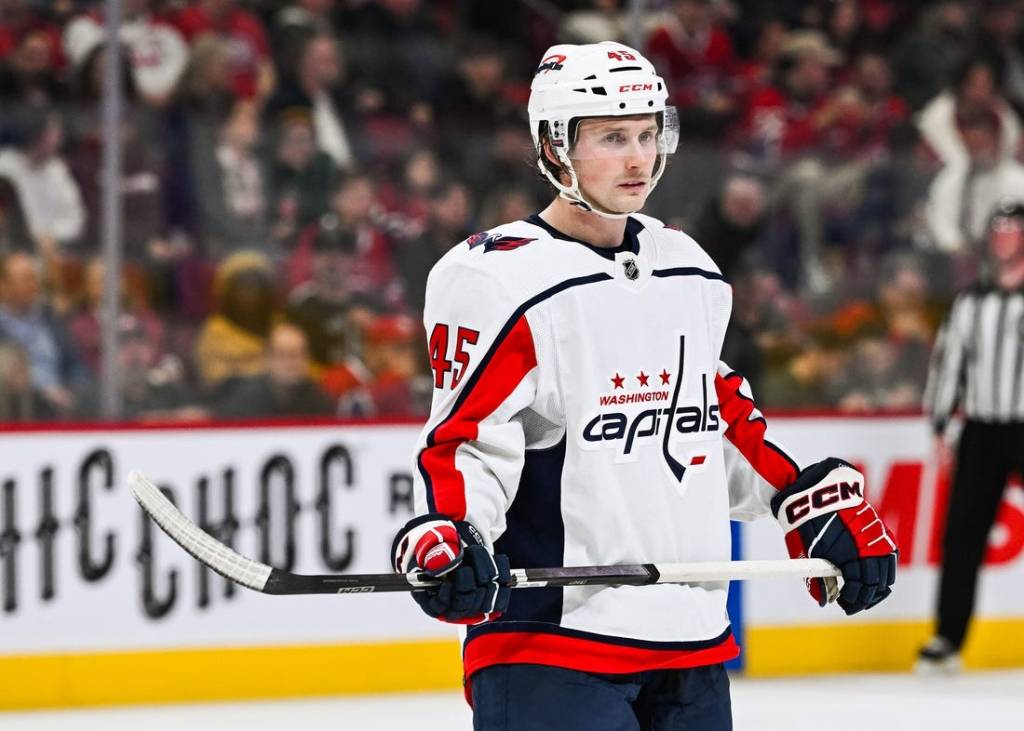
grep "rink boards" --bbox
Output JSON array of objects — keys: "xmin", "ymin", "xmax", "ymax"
[{"xmin": 1, "ymin": 416, "xmax": 1022, "ymax": 709}]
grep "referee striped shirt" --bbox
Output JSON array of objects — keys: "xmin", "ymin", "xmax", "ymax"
[{"xmin": 924, "ymin": 282, "xmax": 1024, "ymax": 434}]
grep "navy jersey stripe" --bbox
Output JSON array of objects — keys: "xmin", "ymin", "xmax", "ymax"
[
  {"xmin": 489, "ymin": 437, "xmax": 567, "ymax": 625},
  {"xmin": 652, "ymin": 267, "xmax": 725, "ymax": 281},
  {"xmin": 524, "ymin": 214, "xmax": 644, "ymax": 259}
]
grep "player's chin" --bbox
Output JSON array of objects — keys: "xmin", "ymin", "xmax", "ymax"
[{"xmin": 609, "ymin": 187, "xmax": 650, "ymax": 210}]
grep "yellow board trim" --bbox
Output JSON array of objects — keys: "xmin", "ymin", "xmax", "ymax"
[
  {"xmin": 745, "ymin": 617, "xmax": 1024, "ymax": 676},
  {"xmin": 0, "ymin": 639, "xmax": 463, "ymax": 711},
  {"xmin": 6, "ymin": 619, "xmax": 1024, "ymax": 710}
]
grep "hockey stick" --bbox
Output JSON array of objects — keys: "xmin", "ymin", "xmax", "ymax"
[{"xmin": 129, "ymin": 470, "xmax": 841, "ymax": 595}]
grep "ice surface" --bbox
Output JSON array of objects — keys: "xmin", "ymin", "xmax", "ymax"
[{"xmin": 2, "ymin": 670, "xmax": 1022, "ymax": 730}]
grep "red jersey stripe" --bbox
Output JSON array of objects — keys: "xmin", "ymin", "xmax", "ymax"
[
  {"xmin": 463, "ymin": 629, "xmax": 739, "ymax": 680},
  {"xmin": 420, "ymin": 316, "xmax": 538, "ymax": 519},
  {"xmin": 715, "ymin": 372, "xmax": 798, "ymax": 490}
]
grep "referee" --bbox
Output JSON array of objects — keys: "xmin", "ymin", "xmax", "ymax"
[{"xmin": 919, "ymin": 201, "xmax": 1024, "ymax": 672}]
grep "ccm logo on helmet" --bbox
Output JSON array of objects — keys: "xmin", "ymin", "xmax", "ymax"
[
  {"xmin": 619, "ymin": 83, "xmax": 654, "ymax": 93},
  {"xmin": 785, "ymin": 481, "xmax": 863, "ymax": 524}
]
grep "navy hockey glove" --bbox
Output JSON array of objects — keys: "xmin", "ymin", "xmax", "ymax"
[
  {"xmin": 771, "ymin": 458, "xmax": 898, "ymax": 616},
  {"xmin": 391, "ymin": 513, "xmax": 511, "ymax": 625}
]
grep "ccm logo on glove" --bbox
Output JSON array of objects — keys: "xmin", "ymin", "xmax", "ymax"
[
  {"xmin": 777, "ymin": 467, "xmax": 864, "ymax": 529},
  {"xmin": 771, "ymin": 458, "xmax": 898, "ymax": 615}
]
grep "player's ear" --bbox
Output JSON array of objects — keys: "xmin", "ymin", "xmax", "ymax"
[
  {"xmin": 541, "ymin": 137, "xmax": 558, "ymax": 167},
  {"xmin": 540, "ymin": 136, "xmax": 571, "ymax": 186}
]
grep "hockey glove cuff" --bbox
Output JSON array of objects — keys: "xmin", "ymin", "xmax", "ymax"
[
  {"xmin": 771, "ymin": 457, "xmax": 898, "ymax": 615},
  {"xmin": 391, "ymin": 513, "xmax": 510, "ymax": 625}
]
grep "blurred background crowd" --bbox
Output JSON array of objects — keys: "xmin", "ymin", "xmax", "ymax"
[{"xmin": 0, "ymin": 0, "xmax": 1019, "ymax": 423}]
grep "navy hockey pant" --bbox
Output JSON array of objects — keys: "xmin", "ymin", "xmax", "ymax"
[
  {"xmin": 936, "ymin": 421, "xmax": 1024, "ymax": 649},
  {"xmin": 470, "ymin": 663, "xmax": 732, "ymax": 730}
]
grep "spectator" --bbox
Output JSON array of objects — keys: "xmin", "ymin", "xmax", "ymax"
[
  {"xmin": 560, "ymin": 0, "xmax": 629, "ymax": 45},
  {"xmin": 0, "ymin": 10, "xmax": 65, "ymax": 107},
  {"xmin": 0, "ymin": 339, "xmax": 54, "ymax": 422},
  {"xmin": 0, "ymin": 175, "xmax": 31, "ymax": 254},
  {"xmin": 692, "ymin": 174, "xmax": 768, "ymax": 282},
  {"xmin": 165, "ymin": 33, "xmax": 236, "ymax": 236},
  {"xmin": 719, "ymin": 266, "xmax": 769, "ymax": 392},
  {"xmin": 397, "ymin": 180, "xmax": 474, "ymax": 314},
  {"xmin": 432, "ymin": 42, "xmax": 519, "ymax": 178},
  {"xmin": 275, "ymin": 0, "xmax": 336, "ymax": 36},
  {"xmin": 194, "ymin": 100, "xmax": 269, "ymax": 258},
  {"xmin": 338, "ymin": 313, "xmax": 429, "ymax": 418},
  {"xmin": 833, "ymin": 329, "xmax": 923, "ymax": 411},
  {"xmin": 824, "ymin": 0, "xmax": 864, "ymax": 62},
  {"xmin": 822, "ymin": 254, "xmax": 935, "ymax": 411},
  {"xmin": 646, "ymin": 0, "xmax": 736, "ymax": 138},
  {"xmin": 64, "ymin": 41, "xmax": 169, "ymax": 260},
  {"xmin": 289, "ymin": 172, "xmax": 399, "ymax": 302},
  {"xmin": 62, "ymin": 0, "xmax": 189, "ymax": 110},
  {"xmin": 0, "ymin": 104, "xmax": 84, "ymax": 254},
  {"xmin": 211, "ymin": 321, "xmax": 333, "ymax": 419},
  {"xmin": 891, "ymin": 0, "xmax": 973, "ymax": 110},
  {"xmin": 917, "ymin": 55, "xmax": 1022, "ymax": 169},
  {"xmin": 376, "ymin": 149, "xmax": 441, "ymax": 239},
  {"xmin": 925, "ymin": 107, "xmax": 1024, "ymax": 264},
  {"xmin": 66, "ymin": 257, "xmax": 165, "ymax": 377},
  {"xmin": 0, "ymin": 0, "xmax": 63, "ymax": 68},
  {"xmin": 977, "ymin": 0, "xmax": 1024, "ymax": 114},
  {"xmin": 267, "ymin": 109, "xmax": 341, "ymax": 250},
  {"xmin": 171, "ymin": 0, "xmax": 275, "ymax": 101},
  {"xmin": 479, "ymin": 186, "xmax": 541, "ymax": 232},
  {"xmin": 820, "ymin": 50, "xmax": 908, "ymax": 161},
  {"xmin": 264, "ymin": 33, "xmax": 364, "ymax": 172},
  {"xmin": 875, "ymin": 254, "xmax": 939, "ymax": 350},
  {"xmin": 739, "ymin": 30, "xmax": 839, "ymax": 167},
  {"xmin": 763, "ymin": 35, "xmax": 912, "ymax": 294},
  {"xmin": 172, "ymin": 32, "xmax": 236, "ymax": 119},
  {"xmin": 466, "ymin": 114, "xmax": 546, "ymax": 196},
  {"xmin": 194, "ymin": 250, "xmax": 277, "ymax": 391},
  {"xmin": 338, "ymin": 0, "xmax": 445, "ymax": 123},
  {"xmin": 272, "ymin": 0, "xmax": 337, "ymax": 70},
  {"xmin": 732, "ymin": 17, "xmax": 787, "ymax": 110},
  {"xmin": 0, "ymin": 251, "xmax": 86, "ymax": 414},
  {"xmin": 286, "ymin": 224, "xmax": 385, "ymax": 373},
  {"xmin": 73, "ymin": 314, "xmax": 203, "ymax": 422},
  {"xmin": 759, "ymin": 334, "xmax": 850, "ymax": 410}
]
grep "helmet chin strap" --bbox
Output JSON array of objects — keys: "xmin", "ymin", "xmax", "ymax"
[{"xmin": 537, "ymin": 144, "xmax": 668, "ymax": 221}]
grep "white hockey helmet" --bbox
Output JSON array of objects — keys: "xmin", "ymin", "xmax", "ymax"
[{"xmin": 528, "ymin": 41, "xmax": 679, "ymax": 219}]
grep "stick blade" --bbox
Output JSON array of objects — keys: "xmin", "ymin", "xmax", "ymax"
[{"xmin": 128, "ymin": 469, "xmax": 272, "ymax": 592}]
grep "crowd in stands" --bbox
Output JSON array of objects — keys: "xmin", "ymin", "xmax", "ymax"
[{"xmin": 0, "ymin": 0, "xmax": 1021, "ymax": 423}]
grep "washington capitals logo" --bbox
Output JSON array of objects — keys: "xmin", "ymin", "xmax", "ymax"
[
  {"xmin": 580, "ymin": 336, "xmax": 717, "ymax": 485},
  {"xmin": 536, "ymin": 53, "xmax": 566, "ymax": 74},
  {"xmin": 467, "ymin": 232, "xmax": 538, "ymax": 253}
]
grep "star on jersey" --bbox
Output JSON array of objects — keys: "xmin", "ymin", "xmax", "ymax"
[
  {"xmin": 659, "ymin": 370, "xmax": 671, "ymax": 385},
  {"xmin": 611, "ymin": 373, "xmax": 625, "ymax": 389},
  {"xmin": 637, "ymin": 371, "xmax": 649, "ymax": 386}
]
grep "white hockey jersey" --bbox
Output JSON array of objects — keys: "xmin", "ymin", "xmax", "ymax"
[{"xmin": 412, "ymin": 212, "xmax": 800, "ymax": 680}]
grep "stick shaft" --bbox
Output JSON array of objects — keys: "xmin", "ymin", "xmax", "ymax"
[{"xmin": 128, "ymin": 470, "xmax": 838, "ymax": 597}]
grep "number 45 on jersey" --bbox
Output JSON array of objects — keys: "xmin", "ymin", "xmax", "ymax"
[{"xmin": 429, "ymin": 324, "xmax": 480, "ymax": 389}]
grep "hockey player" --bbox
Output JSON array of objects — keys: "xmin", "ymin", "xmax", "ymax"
[{"xmin": 391, "ymin": 42, "xmax": 898, "ymax": 729}]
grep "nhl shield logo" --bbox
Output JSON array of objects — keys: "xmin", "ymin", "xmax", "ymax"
[{"xmin": 623, "ymin": 258, "xmax": 639, "ymax": 281}]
